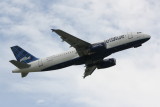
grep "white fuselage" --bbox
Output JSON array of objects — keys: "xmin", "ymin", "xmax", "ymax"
[{"xmin": 12, "ymin": 32, "xmax": 150, "ymax": 73}]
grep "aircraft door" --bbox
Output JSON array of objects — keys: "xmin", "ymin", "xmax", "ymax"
[
  {"xmin": 128, "ymin": 32, "xmax": 133, "ymax": 39},
  {"xmin": 38, "ymin": 59, "xmax": 43, "ymax": 67}
]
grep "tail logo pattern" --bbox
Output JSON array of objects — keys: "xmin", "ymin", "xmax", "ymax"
[
  {"xmin": 20, "ymin": 56, "xmax": 31, "ymax": 62},
  {"xmin": 11, "ymin": 46, "xmax": 38, "ymax": 63}
]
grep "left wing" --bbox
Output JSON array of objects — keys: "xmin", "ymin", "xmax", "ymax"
[
  {"xmin": 10, "ymin": 60, "xmax": 30, "ymax": 69},
  {"xmin": 83, "ymin": 66, "xmax": 97, "ymax": 78},
  {"xmin": 51, "ymin": 29, "xmax": 92, "ymax": 56}
]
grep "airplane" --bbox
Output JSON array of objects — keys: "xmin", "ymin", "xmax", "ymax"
[{"xmin": 10, "ymin": 29, "xmax": 151, "ymax": 78}]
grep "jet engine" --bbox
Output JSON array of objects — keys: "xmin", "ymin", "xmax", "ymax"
[{"xmin": 97, "ymin": 58, "xmax": 116, "ymax": 69}]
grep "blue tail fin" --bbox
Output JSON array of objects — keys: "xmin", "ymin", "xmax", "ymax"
[{"xmin": 11, "ymin": 46, "xmax": 38, "ymax": 63}]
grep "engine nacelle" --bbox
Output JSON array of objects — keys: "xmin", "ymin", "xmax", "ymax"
[
  {"xmin": 90, "ymin": 43, "xmax": 106, "ymax": 53},
  {"xmin": 97, "ymin": 58, "xmax": 116, "ymax": 69}
]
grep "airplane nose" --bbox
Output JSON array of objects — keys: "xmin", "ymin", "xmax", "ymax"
[
  {"xmin": 147, "ymin": 35, "xmax": 151, "ymax": 39},
  {"xmin": 147, "ymin": 35, "xmax": 151, "ymax": 40},
  {"xmin": 144, "ymin": 34, "xmax": 151, "ymax": 40},
  {"xmin": 145, "ymin": 35, "xmax": 151, "ymax": 41}
]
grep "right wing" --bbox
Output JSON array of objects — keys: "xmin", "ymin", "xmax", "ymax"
[
  {"xmin": 83, "ymin": 66, "xmax": 97, "ymax": 78},
  {"xmin": 52, "ymin": 29, "xmax": 92, "ymax": 56}
]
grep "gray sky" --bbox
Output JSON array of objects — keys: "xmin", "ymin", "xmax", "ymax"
[{"xmin": 0, "ymin": 0, "xmax": 160, "ymax": 107}]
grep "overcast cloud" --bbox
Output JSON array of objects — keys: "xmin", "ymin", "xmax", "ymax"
[{"xmin": 0, "ymin": 0, "xmax": 160, "ymax": 107}]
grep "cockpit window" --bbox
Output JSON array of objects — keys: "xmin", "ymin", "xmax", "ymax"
[{"xmin": 137, "ymin": 32, "xmax": 142, "ymax": 34}]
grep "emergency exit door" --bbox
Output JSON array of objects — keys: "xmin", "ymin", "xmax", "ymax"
[
  {"xmin": 128, "ymin": 32, "xmax": 133, "ymax": 39},
  {"xmin": 38, "ymin": 59, "xmax": 43, "ymax": 67}
]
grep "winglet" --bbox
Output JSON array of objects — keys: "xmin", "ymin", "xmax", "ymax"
[{"xmin": 51, "ymin": 29, "xmax": 57, "ymax": 32}]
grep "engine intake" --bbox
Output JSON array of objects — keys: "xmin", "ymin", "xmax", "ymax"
[{"xmin": 97, "ymin": 58, "xmax": 116, "ymax": 69}]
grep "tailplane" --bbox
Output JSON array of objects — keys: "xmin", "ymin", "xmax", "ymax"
[
  {"xmin": 11, "ymin": 46, "xmax": 38, "ymax": 63},
  {"xmin": 10, "ymin": 60, "xmax": 30, "ymax": 69},
  {"xmin": 10, "ymin": 46, "xmax": 38, "ymax": 78},
  {"xmin": 10, "ymin": 60, "xmax": 30, "ymax": 78}
]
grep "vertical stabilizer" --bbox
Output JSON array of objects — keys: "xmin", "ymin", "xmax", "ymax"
[{"xmin": 11, "ymin": 46, "xmax": 38, "ymax": 63}]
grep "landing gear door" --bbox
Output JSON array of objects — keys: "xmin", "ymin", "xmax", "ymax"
[{"xmin": 38, "ymin": 59, "xmax": 43, "ymax": 67}]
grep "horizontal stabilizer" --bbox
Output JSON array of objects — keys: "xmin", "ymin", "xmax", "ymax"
[{"xmin": 10, "ymin": 60, "xmax": 30, "ymax": 69}]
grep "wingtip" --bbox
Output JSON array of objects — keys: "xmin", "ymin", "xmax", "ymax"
[
  {"xmin": 51, "ymin": 29, "xmax": 55, "ymax": 32},
  {"xmin": 51, "ymin": 29, "xmax": 59, "ymax": 32}
]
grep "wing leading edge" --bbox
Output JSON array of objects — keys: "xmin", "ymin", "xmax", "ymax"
[{"xmin": 51, "ymin": 29, "xmax": 92, "ymax": 56}]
